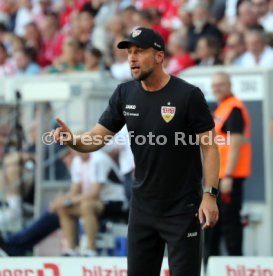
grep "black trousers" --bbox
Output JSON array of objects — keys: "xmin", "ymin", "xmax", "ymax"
[
  {"xmin": 204, "ymin": 178, "xmax": 244, "ymax": 265},
  {"xmin": 127, "ymin": 207, "xmax": 202, "ymax": 276}
]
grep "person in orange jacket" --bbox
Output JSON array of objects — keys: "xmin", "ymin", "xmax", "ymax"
[{"xmin": 204, "ymin": 72, "xmax": 252, "ymax": 265}]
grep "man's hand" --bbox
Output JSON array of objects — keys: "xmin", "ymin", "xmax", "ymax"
[
  {"xmin": 198, "ymin": 193, "xmax": 219, "ymax": 230},
  {"xmin": 51, "ymin": 118, "xmax": 74, "ymax": 146},
  {"xmin": 49, "ymin": 196, "xmax": 65, "ymax": 213},
  {"xmin": 220, "ymin": 177, "xmax": 233, "ymax": 194}
]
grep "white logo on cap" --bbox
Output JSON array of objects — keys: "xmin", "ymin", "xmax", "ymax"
[
  {"xmin": 154, "ymin": 42, "xmax": 161, "ymax": 48},
  {"xmin": 132, "ymin": 30, "xmax": 142, "ymax": 38}
]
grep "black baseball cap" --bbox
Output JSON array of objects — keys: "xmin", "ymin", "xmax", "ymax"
[{"xmin": 117, "ymin": 27, "xmax": 165, "ymax": 51}]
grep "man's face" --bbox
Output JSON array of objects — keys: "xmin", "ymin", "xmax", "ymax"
[
  {"xmin": 211, "ymin": 74, "xmax": 232, "ymax": 103},
  {"xmin": 238, "ymin": 3, "xmax": 257, "ymax": 26},
  {"xmin": 193, "ymin": 7, "xmax": 208, "ymax": 26},
  {"xmin": 14, "ymin": 51, "xmax": 28, "ymax": 70},
  {"xmin": 251, "ymin": 0, "xmax": 268, "ymax": 17},
  {"xmin": 127, "ymin": 45, "xmax": 160, "ymax": 81},
  {"xmin": 226, "ymin": 35, "xmax": 245, "ymax": 57},
  {"xmin": 245, "ymin": 34, "xmax": 265, "ymax": 56}
]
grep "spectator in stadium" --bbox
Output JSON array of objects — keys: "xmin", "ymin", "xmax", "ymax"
[
  {"xmin": 110, "ymin": 37, "xmax": 131, "ymax": 81},
  {"xmin": 233, "ymin": 1, "xmax": 259, "ymax": 34},
  {"xmin": 106, "ymin": 14, "xmax": 127, "ymax": 43},
  {"xmin": 0, "ymin": 150, "xmax": 35, "ymax": 233},
  {"xmin": 196, "ymin": 36, "xmax": 222, "ymax": 66},
  {"xmin": 0, "ymin": 0, "xmax": 18, "ymax": 31},
  {"xmin": 0, "ymin": 211, "xmax": 60, "ymax": 256},
  {"xmin": 121, "ymin": 6, "xmax": 139, "ymax": 34},
  {"xmin": 14, "ymin": 47, "xmax": 41, "ymax": 75},
  {"xmin": 14, "ymin": 0, "xmax": 34, "ymax": 37},
  {"xmin": 0, "ymin": 42, "xmax": 16, "ymax": 76},
  {"xmin": 205, "ymin": 72, "xmax": 252, "ymax": 264},
  {"xmin": 134, "ymin": 9, "xmax": 170, "ymax": 43},
  {"xmin": 0, "ymin": 23, "xmax": 8, "ymax": 44},
  {"xmin": 24, "ymin": 22, "xmax": 43, "ymax": 55},
  {"xmin": 210, "ymin": 0, "xmax": 226, "ymax": 23},
  {"xmin": 0, "ymin": 148, "xmax": 73, "ymax": 256},
  {"xmin": 1, "ymin": 33, "xmax": 24, "ymax": 57},
  {"xmin": 84, "ymin": 45, "xmax": 103, "ymax": 72},
  {"xmin": 187, "ymin": 2, "xmax": 224, "ymax": 54},
  {"xmin": 105, "ymin": 14, "xmax": 127, "ymax": 66},
  {"xmin": 81, "ymin": 0, "xmax": 102, "ymax": 16},
  {"xmin": 46, "ymin": 37, "xmax": 84, "ymax": 74},
  {"xmin": 9, "ymin": 34, "xmax": 25, "ymax": 53},
  {"xmin": 166, "ymin": 31, "xmax": 194, "ymax": 75},
  {"xmin": 55, "ymin": 148, "xmax": 126, "ymax": 257},
  {"xmin": 224, "ymin": 32, "xmax": 246, "ymax": 65},
  {"xmin": 76, "ymin": 9, "xmax": 95, "ymax": 46},
  {"xmin": 239, "ymin": 29, "xmax": 273, "ymax": 66},
  {"xmin": 178, "ymin": 4, "xmax": 193, "ymax": 32},
  {"xmin": 251, "ymin": 0, "xmax": 273, "ymax": 33},
  {"xmin": 32, "ymin": 0, "xmax": 53, "ymax": 29},
  {"xmin": 59, "ymin": 0, "xmax": 77, "ymax": 28},
  {"xmin": 39, "ymin": 12, "xmax": 65, "ymax": 67}
]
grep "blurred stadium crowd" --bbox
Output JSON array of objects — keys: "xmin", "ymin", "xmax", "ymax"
[
  {"xmin": 0, "ymin": 0, "xmax": 273, "ymax": 79},
  {"xmin": 0, "ymin": 0, "xmax": 273, "ymax": 259}
]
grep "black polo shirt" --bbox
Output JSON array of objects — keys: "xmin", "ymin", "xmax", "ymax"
[{"xmin": 99, "ymin": 75, "xmax": 215, "ymax": 216}]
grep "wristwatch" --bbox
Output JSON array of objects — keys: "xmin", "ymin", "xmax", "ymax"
[{"xmin": 203, "ymin": 186, "xmax": 219, "ymax": 198}]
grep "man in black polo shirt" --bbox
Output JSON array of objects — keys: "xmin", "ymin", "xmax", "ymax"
[{"xmin": 53, "ymin": 27, "xmax": 220, "ymax": 276}]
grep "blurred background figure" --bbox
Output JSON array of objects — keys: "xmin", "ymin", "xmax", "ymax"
[
  {"xmin": 24, "ymin": 22, "xmax": 43, "ymax": 61},
  {"xmin": 240, "ymin": 29, "xmax": 273, "ymax": 66},
  {"xmin": 178, "ymin": 4, "xmax": 193, "ymax": 33},
  {"xmin": 233, "ymin": 1, "xmax": 259, "ymax": 34},
  {"xmin": 32, "ymin": 0, "xmax": 53, "ymax": 29},
  {"xmin": 0, "ymin": 148, "xmax": 73, "ymax": 256},
  {"xmin": 110, "ymin": 37, "xmax": 131, "ymax": 81},
  {"xmin": 39, "ymin": 12, "xmax": 65, "ymax": 67},
  {"xmin": 121, "ymin": 5, "xmax": 139, "ymax": 34},
  {"xmin": 188, "ymin": 2, "xmax": 223, "ymax": 55},
  {"xmin": 224, "ymin": 32, "xmax": 246, "ymax": 65},
  {"xmin": 55, "ymin": 148, "xmax": 127, "ymax": 257},
  {"xmin": 46, "ymin": 37, "xmax": 84, "ymax": 74},
  {"xmin": 204, "ymin": 72, "xmax": 252, "ymax": 266},
  {"xmin": 251, "ymin": 0, "xmax": 273, "ymax": 33},
  {"xmin": 76, "ymin": 9, "xmax": 95, "ymax": 46},
  {"xmin": 0, "ymin": 42, "xmax": 16, "ymax": 76},
  {"xmin": 84, "ymin": 44, "xmax": 103, "ymax": 72},
  {"xmin": 14, "ymin": 47, "xmax": 41, "ymax": 75},
  {"xmin": 166, "ymin": 31, "xmax": 194, "ymax": 75},
  {"xmin": 196, "ymin": 36, "xmax": 222, "ymax": 66},
  {"xmin": 14, "ymin": 0, "xmax": 34, "ymax": 37}
]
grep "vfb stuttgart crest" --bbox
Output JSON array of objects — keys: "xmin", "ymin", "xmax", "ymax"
[
  {"xmin": 161, "ymin": 106, "xmax": 176, "ymax": 123},
  {"xmin": 132, "ymin": 30, "xmax": 142, "ymax": 38}
]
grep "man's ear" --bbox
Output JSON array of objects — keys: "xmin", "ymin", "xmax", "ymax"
[{"xmin": 155, "ymin": 51, "xmax": 164, "ymax": 64}]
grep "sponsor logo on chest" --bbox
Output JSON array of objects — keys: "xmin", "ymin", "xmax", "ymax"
[
  {"xmin": 125, "ymin": 104, "xmax": 136, "ymax": 110},
  {"xmin": 124, "ymin": 104, "xmax": 139, "ymax": 117}
]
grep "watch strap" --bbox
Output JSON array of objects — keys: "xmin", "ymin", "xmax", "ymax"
[{"xmin": 203, "ymin": 186, "xmax": 219, "ymax": 198}]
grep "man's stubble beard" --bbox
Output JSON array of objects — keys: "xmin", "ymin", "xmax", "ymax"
[{"xmin": 131, "ymin": 67, "xmax": 154, "ymax": 81}]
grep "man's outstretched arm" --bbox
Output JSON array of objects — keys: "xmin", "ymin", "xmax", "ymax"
[{"xmin": 52, "ymin": 118, "xmax": 115, "ymax": 153}]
